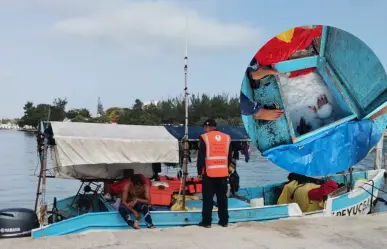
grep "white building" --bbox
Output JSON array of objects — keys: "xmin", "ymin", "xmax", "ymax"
[{"xmin": 143, "ymin": 100, "xmax": 159, "ymax": 107}]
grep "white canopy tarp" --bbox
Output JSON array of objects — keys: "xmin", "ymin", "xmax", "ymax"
[{"xmin": 49, "ymin": 122, "xmax": 180, "ymax": 179}]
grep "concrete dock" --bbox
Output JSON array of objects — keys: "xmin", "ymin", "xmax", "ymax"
[{"xmin": 2, "ymin": 213, "xmax": 387, "ymax": 249}]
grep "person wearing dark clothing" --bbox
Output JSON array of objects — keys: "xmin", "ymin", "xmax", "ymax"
[
  {"xmin": 151, "ymin": 163, "xmax": 162, "ymax": 180},
  {"xmin": 196, "ymin": 127, "xmax": 233, "ymax": 179},
  {"xmin": 197, "ymin": 119, "xmax": 233, "ymax": 228}
]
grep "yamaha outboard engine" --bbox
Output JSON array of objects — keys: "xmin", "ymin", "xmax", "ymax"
[{"xmin": 0, "ymin": 208, "xmax": 39, "ymax": 238}]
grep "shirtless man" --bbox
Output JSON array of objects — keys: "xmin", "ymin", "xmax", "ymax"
[{"xmin": 118, "ymin": 174, "xmax": 155, "ymax": 229}]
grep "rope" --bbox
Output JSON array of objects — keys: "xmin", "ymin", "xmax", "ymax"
[
  {"xmin": 358, "ymin": 186, "xmax": 387, "ymax": 205},
  {"xmin": 362, "ymin": 182, "xmax": 387, "ymax": 195},
  {"xmin": 175, "ymin": 170, "xmax": 185, "ymax": 210},
  {"xmin": 33, "ymin": 152, "xmax": 40, "ymax": 176},
  {"xmin": 177, "ymin": 170, "xmax": 183, "ymax": 199}
]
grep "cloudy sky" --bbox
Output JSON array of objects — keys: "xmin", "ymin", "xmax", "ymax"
[{"xmin": 1, "ymin": 0, "xmax": 387, "ymax": 118}]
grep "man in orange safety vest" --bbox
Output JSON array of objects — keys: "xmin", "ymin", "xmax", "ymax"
[{"xmin": 197, "ymin": 119, "xmax": 232, "ymax": 228}]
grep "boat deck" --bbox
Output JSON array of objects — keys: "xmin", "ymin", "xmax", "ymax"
[{"xmin": 5, "ymin": 212, "xmax": 387, "ymax": 249}]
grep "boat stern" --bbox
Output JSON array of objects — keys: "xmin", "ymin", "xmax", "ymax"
[{"xmin": 325, "ymin": 169, "xmax": 385, "ymax": 217}]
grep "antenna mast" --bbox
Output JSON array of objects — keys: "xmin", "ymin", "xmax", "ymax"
[{"xmin": 182, "ymin": 18, "xmax": 189, "ymax": 209}]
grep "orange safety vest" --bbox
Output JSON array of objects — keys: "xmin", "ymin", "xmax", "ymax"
[{"xmin": 200, "ymin": 130, "xmax": 231, "ymax": 178}]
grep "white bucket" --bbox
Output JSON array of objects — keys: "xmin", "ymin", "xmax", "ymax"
[
  {"xmin": 152, "ymin": 181, "xmax": 169, "ymax": 188},
  {"xmin": 250, "ymin": 198, "xmax": 264, "ymax": 208}
]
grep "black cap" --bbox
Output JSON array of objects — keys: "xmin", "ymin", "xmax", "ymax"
[{"xmin": 202, "ymin": 119, "xmax": 217, "ymax": 127}]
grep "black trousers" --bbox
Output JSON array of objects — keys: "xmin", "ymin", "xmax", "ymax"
[{"xmin": 202, "ymin": 175, "xmax": 229, "ymax": 225}]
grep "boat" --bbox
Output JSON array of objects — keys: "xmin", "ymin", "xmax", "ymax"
[
  {"xmin": 30, "ymin": 167, "xmax": 387, "ymax": 237},
  {"xmin": 0, "ymin": 120, "xmax": 384, "ymax": 239},
  {"xmin": 241, "ymin": 25, "xmax": 387, "ymax": 176}
]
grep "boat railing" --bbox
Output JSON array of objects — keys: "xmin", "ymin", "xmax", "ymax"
[{"xmin": 68, "ymin": 182, "xmax": 103, "ymax": 215}]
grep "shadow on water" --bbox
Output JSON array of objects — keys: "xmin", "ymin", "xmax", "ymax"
[{"xmin": 0, "ymin": 130, "xmax": 386, "ymax": 212}]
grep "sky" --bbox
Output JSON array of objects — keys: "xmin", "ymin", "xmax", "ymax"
[{"xmin": 1, "ymin": 0, "xmax": 387, "ymax": 118}]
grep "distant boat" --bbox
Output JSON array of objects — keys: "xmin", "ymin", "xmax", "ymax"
[
  {"xmin": 18, "ymin": 125, "xmax": 37, "ymax": 132},
  {"xmin": 0, "ymin": 123, "xmax": 20, "ymax": 130}
]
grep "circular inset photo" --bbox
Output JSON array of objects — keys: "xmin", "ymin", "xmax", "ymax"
[{"xmin": 240, "ymin": 25, "xmax": 387, "ymax": 176}]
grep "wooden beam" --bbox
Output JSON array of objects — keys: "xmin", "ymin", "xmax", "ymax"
[
  {"xmin": 274, "ymin": 55, "xmax": 319, "ymax": 73},
  {"xmin": 369, "ymin": 106, "xmax": 387, "ymax": 121}
]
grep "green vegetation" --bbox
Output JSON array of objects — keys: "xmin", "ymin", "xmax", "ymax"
[{"xmin": 17, "ymin": 93, "xmax": 242, "ymax": 128}]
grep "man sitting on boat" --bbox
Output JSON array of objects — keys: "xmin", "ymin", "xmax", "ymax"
[
  {"xmin": 108, "ymin": 169, "xmax": 151, "ymax": 198},
  {"xmin": 118, "ymin": 173, "xmax": 156, "ymax": 229}
]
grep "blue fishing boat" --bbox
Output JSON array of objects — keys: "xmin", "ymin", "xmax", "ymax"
[
  {"xmin": 241, "ymin": 25, "xmax": 387, "ymax": 176},
  {"xmin": 0, "ymin": 120, "xmax": 385, "ymax": 239}
]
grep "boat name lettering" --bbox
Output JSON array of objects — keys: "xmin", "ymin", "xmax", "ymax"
[{"xmin": 332, "ymin": 198, "xmax": 371, "ymax": 216}]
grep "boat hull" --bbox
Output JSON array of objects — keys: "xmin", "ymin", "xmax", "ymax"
[
  {"xmin": 31, "ymin": 169, "xmax": 385, "ymax": 238},
  {"xmin": 326, "ymin": 170, "xmax": 384, "ymax": 216}
]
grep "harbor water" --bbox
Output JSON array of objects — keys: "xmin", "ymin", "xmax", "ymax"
[{"xmin": 0, "ymin": 129, "xmax": 386, "ymax": 212}]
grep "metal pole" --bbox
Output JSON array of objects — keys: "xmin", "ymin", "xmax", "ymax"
[
  {"xmin": 37, "ymin": 131, "xmax": 49, "ymax": 238},
  {"xmin": 384, "ymin": 152, "xmax": 387, "ymax": 178},
  {"xmin": 41, "ymin": 133, "xmax": 48, "ymax": 213},
  {"xmin": 34, "ymin": 131, "xmax": 43, "ymax": 212},
  {"xmin": 34, "ymin": 163, "xmax": 43, "ymax": 212},
  {"xmin": 375, "ymin": 136, "xmax": 384, "ymax": 170},
  {"xmin": 182, "ymin": 18, "xmax": 189, "ymax": 210},
  {"xmin": 347, "ymin": 167, "xmax": 353, "ymax": 192},
  {"xmin": 35, "ymin": 121, "xmax": 48, "ymax": 232}
]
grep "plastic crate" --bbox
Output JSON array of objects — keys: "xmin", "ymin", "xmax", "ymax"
[
  {"xmin": 150, "ymin": 186, "xmax": 172, "ymax": 206},
  {"xmin": 188, "ymin": 183, "xmax": 202, "ymax": 194},
  {"xmin": 166, "ymin": 180, "xmax": 182, "ymax": 193},
  {"xmin": 157, "ymin": 176, "xmax": 183, "ymax": 193}
]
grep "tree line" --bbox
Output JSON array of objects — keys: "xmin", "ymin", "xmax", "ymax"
[{"xmin": 17, "ymin": 93, "xmax": 242, "ymax": 128}]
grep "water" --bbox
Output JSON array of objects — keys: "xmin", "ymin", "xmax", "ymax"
[{"xmin": 0, "ymin": 130, "xmax": 386, "ymax": 212}]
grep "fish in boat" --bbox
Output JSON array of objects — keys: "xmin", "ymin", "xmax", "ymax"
[
  {"xmin": 296, "ymin": 117, "xmax": 311, "ymax": 135},
  {"xmin": 240, "ymin": 24, "xmax": 387, "ymax": 176}
]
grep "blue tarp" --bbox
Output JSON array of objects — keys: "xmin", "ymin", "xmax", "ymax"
[
  {"xmin": 262, "ymin": 120, "xmax": 382, "ymax": 176},
  {"xmin": 164, "ymin": 126, "xmax": 250, "ymax": 141}
]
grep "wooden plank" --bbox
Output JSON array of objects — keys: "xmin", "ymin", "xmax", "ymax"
[
  {"xmin": 319, "ymin": 26, "xmax": 328, "ymax": 57},
  {"xmin": 274, "ymin": 55, "xmax": 319, "ymax": 73}
]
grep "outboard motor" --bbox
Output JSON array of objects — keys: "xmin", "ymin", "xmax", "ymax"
[{"xmin": 0, "ymin": 208, "xmax": 39, "ymax": 238}]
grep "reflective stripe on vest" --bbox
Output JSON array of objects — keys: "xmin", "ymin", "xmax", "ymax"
[{"xmin": 201, "ymin": 131, "xmax": 230, "ymax": 178}]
